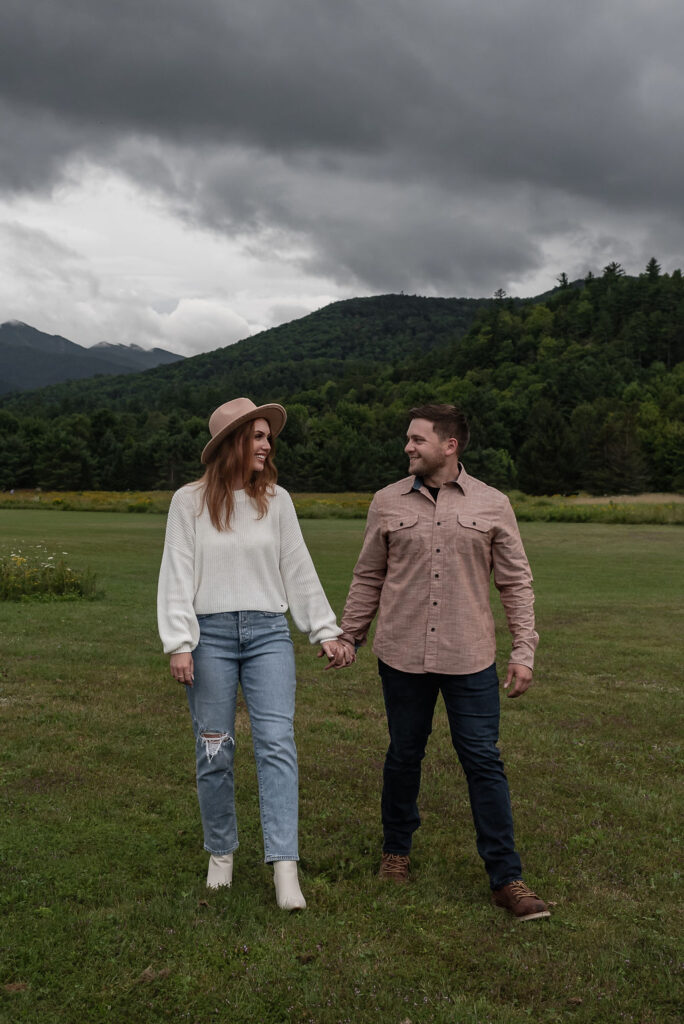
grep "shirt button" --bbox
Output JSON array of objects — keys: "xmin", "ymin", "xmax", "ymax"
[
  {"xmin": 430, "ymin": 628, "xmax": 435, "ymax": 632},
  {"xmin": 437, "ymin": 521, "xmax": 441, "ymax": 526},
  {"xmin": 399, "ymin": 521, "xmax": 403, "ymax": 526},
  {"xmin": 434, "ymin": 573, "xmax": 439, "ymax": 578},
  {"xmin": 436, "ymin": 548, "xmax": 441, "ymax": 553},
  {"xmin": 433, "ymin": 601, "xmax": 437, "ymax": 606}
]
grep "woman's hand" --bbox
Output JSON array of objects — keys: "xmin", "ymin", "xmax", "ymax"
[
  {"xmin": 318, "ymin": 639, "xmax": 356, "ymax": 670},
  {"xmin": 170, "ymin": 652, "xmax": 194, "ymax": 686}
]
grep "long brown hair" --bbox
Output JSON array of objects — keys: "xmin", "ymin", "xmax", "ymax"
[{"xmin": 199, "ymin": 420, "xmax": 277, "ymax": 531}]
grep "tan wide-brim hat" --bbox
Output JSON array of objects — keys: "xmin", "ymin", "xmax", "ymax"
[{"xmin": 201, "ymin": 397, "xmax": 287, "ymax": 464}]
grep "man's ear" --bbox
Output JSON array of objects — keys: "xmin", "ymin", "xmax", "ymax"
[{"xmin": 445, "ymin": 436, "xmax": 459, "ymax": 456}]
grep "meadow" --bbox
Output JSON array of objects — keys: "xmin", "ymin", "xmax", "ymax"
[{"xmin": 0, "ymin": 510, "xmax": 682, "ymax": 1024}]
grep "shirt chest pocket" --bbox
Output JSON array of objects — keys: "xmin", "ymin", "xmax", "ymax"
[
  {"xmin": 386, "ymin": 514, "xmax": 420, "ymax": 554},
  {"xmin": 455, "ymin": 513, "xmax": 492, "ymax": 553}
]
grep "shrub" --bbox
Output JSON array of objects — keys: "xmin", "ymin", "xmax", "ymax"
[{"xmin": 0, "ymin": 545, "xmax": 103, "ymax": 600}]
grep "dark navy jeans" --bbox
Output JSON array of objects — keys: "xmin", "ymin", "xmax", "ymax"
[{"xmin": 379, "ymin": 659, "xmax": 523, "ymax": 890}]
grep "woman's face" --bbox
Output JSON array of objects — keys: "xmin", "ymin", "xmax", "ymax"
[{"xmin": 251, "ymin": 418, "xmax": 272, "ymax": 474}]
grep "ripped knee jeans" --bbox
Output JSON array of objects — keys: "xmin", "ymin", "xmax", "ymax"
[{"xmin": 187, "ymin": 610, "xmax": 299, "ymax": 862}]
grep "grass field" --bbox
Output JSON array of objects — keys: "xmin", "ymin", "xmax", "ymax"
[{"xmin": 0, "ymin": 511, "xmax": 682, "ymax": 1024}]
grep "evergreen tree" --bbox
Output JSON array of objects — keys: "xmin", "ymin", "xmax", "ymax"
[{"xmin": 644, "ymin": 257, "xmax": 661, "ymax": 280}]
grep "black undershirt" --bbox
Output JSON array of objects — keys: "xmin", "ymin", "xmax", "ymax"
[{"xmin": 426, "ymin": 484, "xmax": 440, "ymax": 502}]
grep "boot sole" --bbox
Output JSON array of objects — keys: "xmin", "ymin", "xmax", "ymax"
[{"xmin": 498, "ymin": 908, "xmax": 551, "ymax": 921}]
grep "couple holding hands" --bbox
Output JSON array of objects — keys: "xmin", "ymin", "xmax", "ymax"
[{"xmin": 157, "ymin": 397, "xmax": 549, "ymax": 921}]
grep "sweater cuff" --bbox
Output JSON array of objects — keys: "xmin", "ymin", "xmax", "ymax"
[
  {"xmin": 309, "ymin": 624, "xmax": 343, "ymax": 645},
  {"xmin": 169, "ymin": 643, "xmax": 194, "ymax": 655}
]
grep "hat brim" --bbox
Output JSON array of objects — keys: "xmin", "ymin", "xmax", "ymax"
[{"xmin": 201, "ymin": 403, "xmax": 287, "ymax": 464}]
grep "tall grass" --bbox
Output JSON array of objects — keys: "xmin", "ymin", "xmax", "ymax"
[
  {"xmin": 0, "ymin": 544, "xmax": 102, "ymax": 600},
  {"xmin": 1, "ymin": 488, "xmax": 683, "ymax": 523},
  {"xmin": 0, "ymin": 511, "xmax": 682, "ymax": 1023}
]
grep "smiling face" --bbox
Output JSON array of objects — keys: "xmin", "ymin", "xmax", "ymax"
[
  {"xmin": 250, "ymin": 417, "xmax": 272, "ymax": 474},
  {"xmin": 405, "ymin": 417, "xmax": 459, "ymax": 485}
]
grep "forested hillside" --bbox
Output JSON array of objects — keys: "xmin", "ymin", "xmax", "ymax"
[{"xmin": 1, "ymin": 265, "xmax": 682, "ymax": 494}]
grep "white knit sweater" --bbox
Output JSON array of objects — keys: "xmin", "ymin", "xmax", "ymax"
[{"xmin": 157, "ymin": 482, "xmax": 342, "ymax": 655}]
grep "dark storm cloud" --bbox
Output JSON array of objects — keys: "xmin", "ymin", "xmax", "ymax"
[
  {"xmin": 1, "ymin": 0, "xmax": 683, "ymax": 293},
  {"xmin": 0, "ymin": 0, "xmax": 430, "ymax": 156}
]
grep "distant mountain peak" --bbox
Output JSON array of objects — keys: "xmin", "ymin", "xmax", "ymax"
[
  {"xmin": 93, "ymin": 340, "xmax": 143, "ymax": 351},
  {"xmin": 92, "ymin": 340, "xmax": 176, "ymax": 355},
  {"xmin": 0, "ymin": 321, "xmax": 184, "ymax": 395}
]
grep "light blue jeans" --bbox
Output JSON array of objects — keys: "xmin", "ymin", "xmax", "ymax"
[{"xmin": 187, "ymin": 610, "xmax": 299, "ymax": 862}]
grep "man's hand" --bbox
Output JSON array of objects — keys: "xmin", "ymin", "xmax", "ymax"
[
  {"xmin": 170, "ymin": 652, "xmax": 194, "ymax": 686},
  {"xmin": 318, "ymin": 639, "xmax": 356, "ymax": 670},
  {"xmin": 503, "ymin": 662, "xmax": 533, "ymax": 697}
]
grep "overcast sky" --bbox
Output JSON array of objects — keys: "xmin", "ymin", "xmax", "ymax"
[{"xmin": 1, "ymin": 0, "xmax": 682, "ymax": 356}]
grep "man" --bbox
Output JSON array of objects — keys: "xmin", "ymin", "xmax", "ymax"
[{"xmin": 337, "ymin": 404, "xmax": 549, "ymax": 921}]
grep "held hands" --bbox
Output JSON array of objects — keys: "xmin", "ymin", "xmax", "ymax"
[
  {"xmin": 503, "ymin": 662, "xmax": 533, "ymax": 698},
  {"xmin": 170, "ymin": 652, "xmax": 194, "ymax": 686},
  {"xmin": 171, "ymin": 642, "xmax": 354, "ymax": 683},
  {"xmin": 318, "ymin": 639, "xmax": 356, "ymax": 670}
]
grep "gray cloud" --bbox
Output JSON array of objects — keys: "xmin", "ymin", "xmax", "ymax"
[
  {"xmin": 1, "ymin": 220, "xmax": 98, "ymax": 294},
  {"xmin": 1, "ymin": 0, "xmax": 683, "ymax": 303}
]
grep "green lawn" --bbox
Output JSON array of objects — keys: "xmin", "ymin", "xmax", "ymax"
[{"xmin": 0, "ymin": 511, "xmax": 682, "ymax": 1024}]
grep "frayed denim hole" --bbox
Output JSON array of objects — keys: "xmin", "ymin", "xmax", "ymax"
[{"xmin": 199, "ymin": 731, "xmax": 235, "ymax": 762}]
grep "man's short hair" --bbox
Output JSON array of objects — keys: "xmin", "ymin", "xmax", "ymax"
[{"xmin": 408, "ymin": 404, "xmax": 470, "ymax": 453}]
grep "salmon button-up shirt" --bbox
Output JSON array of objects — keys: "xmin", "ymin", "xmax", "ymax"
[{"xmin": 339, "ymin": 467, "xmax": 539, "ymax": 675}]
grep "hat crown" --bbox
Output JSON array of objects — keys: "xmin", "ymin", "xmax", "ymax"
[{"xmin": 209, "ymin": 398, "xmax": 258, "ymax": 438}]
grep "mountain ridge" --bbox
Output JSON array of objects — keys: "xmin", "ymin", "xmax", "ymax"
[{"xmin": 0, "ymin": 321, "xmax": 184, "ymax": 395}]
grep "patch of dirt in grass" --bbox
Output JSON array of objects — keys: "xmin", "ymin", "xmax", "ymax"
[
  {"xmin": 600, "ymin": 714, "xmax": 633, "ymax": 728},
  {"xmin": 557, "ymin": 716, "xmax": 595, "ymax": 731},
  {"xmin": 132, "ymin": 701, "xmax": 174, "ymax": 716},
  {"xmin": 16, "ymin": 768, "xmax": 85, "ymax": 793}
]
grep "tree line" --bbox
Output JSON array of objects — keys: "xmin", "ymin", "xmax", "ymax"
[{"xmin": 1, "ymin": 263, "xmax": 682, "ymax": 494}]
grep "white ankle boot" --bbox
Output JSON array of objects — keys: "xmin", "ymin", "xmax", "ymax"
[
  {"xmin": 206, "ymin": 853, "xmax": 233, "ymax": 888},
  {"xmin": 273, "ymin": 860, "xmax": 306, "ymax": 910}
]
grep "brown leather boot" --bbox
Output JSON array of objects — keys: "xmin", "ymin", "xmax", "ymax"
[
  {"xmin": 492, "ymin": 880, "xmax": 550, "ymax": 921},
  {"xmin": 378, "ymin": 852, "xmax": 410, "ymax": 882}
]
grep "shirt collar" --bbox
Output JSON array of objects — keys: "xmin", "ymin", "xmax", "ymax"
[{"xmin": 402, "ymin": 464, "xmax": 469, "ymax": 496}]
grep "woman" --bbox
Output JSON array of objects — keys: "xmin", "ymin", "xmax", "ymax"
[{"xmin": 157, "ymin": 397, "xmax": 351, "ymax": 910}]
